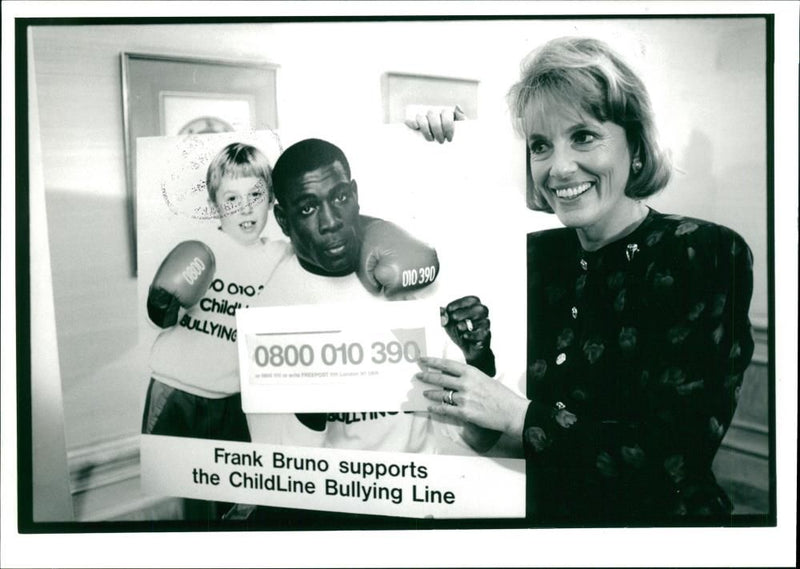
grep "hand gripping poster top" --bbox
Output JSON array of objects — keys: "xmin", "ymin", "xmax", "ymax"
[{"xmin": 136, "ymin": 123, "xmax": 527, "ymax": 521}]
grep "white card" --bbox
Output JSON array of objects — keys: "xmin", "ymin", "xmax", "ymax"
[{"xmin": 238, "ymin": 300, "xmax": 444, "ymax": 412}]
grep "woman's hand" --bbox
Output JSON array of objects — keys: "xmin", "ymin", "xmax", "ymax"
[
  {"xmin": 416, "ymin": 356, "xmax": 529, "ymax": 439},
  {"xmin": 404, "ymin": 105, "xmax": 466, "ymax": 143}
]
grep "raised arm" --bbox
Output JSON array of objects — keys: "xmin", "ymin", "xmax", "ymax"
[{"xmin": 404, "ymin": 105, "xmax": 466, "ymax": 143}]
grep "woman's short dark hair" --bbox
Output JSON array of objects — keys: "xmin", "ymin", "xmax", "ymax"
[{"xmin": 508, "ymin": 37, "xmax": 672, "ymax": 212}]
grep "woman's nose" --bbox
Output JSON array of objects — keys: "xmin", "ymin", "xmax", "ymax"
[{"xmin": 550, "ymin": 145, "xmax": 578, "ymax": 178}]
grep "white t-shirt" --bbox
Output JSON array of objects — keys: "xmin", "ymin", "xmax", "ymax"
[
  {"xmin": 149, "ymin": 229, "xmax": 290, "ymax": 398},
  {"xmin": 245, "ymin": 250, "xmax": 477, "ymax": 455}
]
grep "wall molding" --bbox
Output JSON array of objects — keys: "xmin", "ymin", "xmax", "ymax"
[
  {"xmin": 715, "ymin": 346, "xmax": 770, "ymax": 500},
  {"xmin": 68, "ymin": 434, "xmax": 140, "ymax": 495},
  {"xmin": 722, "ymin": 419, "xmax": 769, "ymax": 460},
  {"xmin": 66, "ymin": 434, "xmax": 183, "ymax": 521},
  {"xmin": 751, "ymin": 320, "xmax": 768, "ymax": 365},
  {"xmin": 721, "ymin": 342, "xmax": 769, "ymax": 462}
]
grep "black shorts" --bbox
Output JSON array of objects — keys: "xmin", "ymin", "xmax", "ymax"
[{"xmin": 141, "ymin": 378, "xmax": 250, "ymax": 442}]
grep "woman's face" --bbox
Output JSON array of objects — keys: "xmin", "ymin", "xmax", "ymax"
[{"xmin": 525, "ymin": 100, "xmax": 637, "ymax": 241}]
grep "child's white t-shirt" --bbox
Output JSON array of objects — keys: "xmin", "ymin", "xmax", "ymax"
[{"xmin": 149, "ymin": 228, "xmax": 290, "ymax": 398}]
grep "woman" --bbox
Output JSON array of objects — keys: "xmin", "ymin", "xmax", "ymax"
[{"xmin": 415, "ymin": 36, "xmax": 754, "ymax": 522}]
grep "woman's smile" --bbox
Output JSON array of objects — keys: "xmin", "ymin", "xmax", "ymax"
[{"xmin": 551, "ymin": 181, "xmax": 594, "ymax": 200}]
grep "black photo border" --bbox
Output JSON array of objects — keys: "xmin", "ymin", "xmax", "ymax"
[{"xmin": 13, "ymin": 12, "xmax": 778, "ymax": 537}]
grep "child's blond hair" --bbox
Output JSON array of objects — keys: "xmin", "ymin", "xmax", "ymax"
[{"xmin": 206, "ymin": 142, "xmax": 273, "ymax": 203}]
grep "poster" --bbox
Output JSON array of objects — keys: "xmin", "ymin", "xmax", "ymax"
[{"xmin": 135, "ymin": 126, "xmax": 527, "ymax": 518}]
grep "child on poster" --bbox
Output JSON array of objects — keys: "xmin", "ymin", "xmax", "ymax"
[{"xmin": 142, "ymin": 142, "xmax": 288, "ymax": 442}]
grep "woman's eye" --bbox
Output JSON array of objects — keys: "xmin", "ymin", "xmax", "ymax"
[
  {"xmin": 299, "ymin": 204, "xmax": 315, "ymax": 215},
  {"xmin": 574, "ymin": 131, "xmax": 597, "ymax": 145},
  {"xmin": 333, "ymin": 191, "xmax": 349, "ymax": 203}
]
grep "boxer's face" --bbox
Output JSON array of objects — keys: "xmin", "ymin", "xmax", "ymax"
[{"xmin": 275, "ymin": 160, "xmax": 362, "ymax": 276}]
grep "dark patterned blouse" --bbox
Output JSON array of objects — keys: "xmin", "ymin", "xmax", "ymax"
[{"xmin": 525, "ymin": 209, "xmax": 754, "ymax": 522}]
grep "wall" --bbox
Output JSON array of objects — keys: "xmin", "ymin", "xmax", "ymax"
[
  {"xmin": 30, "ymin": 19, "xmax": 769, "ymax": 520},
  {"xmin": 28, "ymin": 43, "xmax": 74, "ymax": 521}
]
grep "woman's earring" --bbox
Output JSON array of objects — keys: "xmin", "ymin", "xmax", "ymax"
[{"xmin": 632, "ymin": 158, "xmax": 642, "ymax": 174}]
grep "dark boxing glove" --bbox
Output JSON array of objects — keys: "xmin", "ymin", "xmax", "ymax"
[
  {"xmin": 357, "ymin": 216, "xmax": 439, "ymax": 297},
  {"xmin": 295, "ymin": 413, "xmax": 327, "ymax": 432},
  {"xmin": 147, "ymin": 240, "xmax": 216, "ymax": 328}
]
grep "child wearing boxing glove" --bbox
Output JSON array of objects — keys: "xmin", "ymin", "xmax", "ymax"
[{"xmin": 143, "ymin": 142, "xmax": 287, "ymax": 443}]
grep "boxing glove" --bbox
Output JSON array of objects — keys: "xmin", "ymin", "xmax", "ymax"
[
  {"xmin": 147, "ymin": 240, "xmax": 216, "ymax": 328},
  {"xmin": 295, "ymin": 413, "xmax": 327, "ymax": 432},
  {"xmin": 357, "ymin": 216, "xmax": 439, "ymax": 297}
]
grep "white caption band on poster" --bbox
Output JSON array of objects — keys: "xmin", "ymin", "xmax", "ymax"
[
  {"xmin": 141, "ymin": 435, "xmax": 525, "ymax": 519},
  {"xmin": 238, "ymin": 301, "xmax": 443, "ymax": 413}
]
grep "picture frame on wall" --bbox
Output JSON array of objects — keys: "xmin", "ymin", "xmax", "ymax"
[
  {"xmin": 381, "ymin": 72, "xmax": 479, "ymax": 123},
  {"xmin": 120, "ymin": 53, "xmax": 279, "ymax": 274}
]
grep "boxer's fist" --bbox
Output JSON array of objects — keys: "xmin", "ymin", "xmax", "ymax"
[
  {"xmin": 357, "ymin": 216, "xmax": 439, "ymax": 297},
  {"xmin": 440, "ymin": 296, "xmax": 495, "ymax": 375},
  {"xmin": 147, "ymin": 240, "xmax": 216, "ymax": 328}
]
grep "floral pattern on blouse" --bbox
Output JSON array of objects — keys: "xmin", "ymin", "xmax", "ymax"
[{"xmin": 525, "ymin": 210, "xmax": 754, "ymax": 521}]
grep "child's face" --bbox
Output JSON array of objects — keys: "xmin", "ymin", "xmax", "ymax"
[{"xmin": 213, "ymin": 175, "xmax": 270, "ymax": 246}]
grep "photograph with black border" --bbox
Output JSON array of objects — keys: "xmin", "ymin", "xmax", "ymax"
[{"xmin": 2, "ymin": 2, "xmax": 797, "ymax": 568}]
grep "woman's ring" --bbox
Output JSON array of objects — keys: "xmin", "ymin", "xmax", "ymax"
[
  {"xmin": 446, "ymin": 389, "xmax": 456, "ymax": 406},
  {"xmin": 465, "ymin": 319, "xmax": 474, "ymax": 332}
]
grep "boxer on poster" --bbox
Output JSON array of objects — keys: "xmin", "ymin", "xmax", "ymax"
[{"xmin": 245, "ymin": 138, "xmax": 503, "ymax": 456}]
